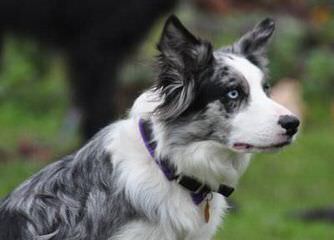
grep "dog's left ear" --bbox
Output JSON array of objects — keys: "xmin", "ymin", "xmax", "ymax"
[
  {"xmin": 155, "ymin": 15, "xmax": 213, "ymax": 121},
  {"xmin": 233, "ymin": 18, "xmax": 275, "ymax": 70}
]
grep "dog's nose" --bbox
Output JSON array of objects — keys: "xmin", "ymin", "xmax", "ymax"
[{"xmin": 278, "ymin": 115, "xmax": 300, "ymax": 137}]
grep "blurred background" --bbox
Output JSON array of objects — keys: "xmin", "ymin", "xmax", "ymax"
[{"xmin": 0, "ymin": 0, "xmax": 333, "ymax": 239}]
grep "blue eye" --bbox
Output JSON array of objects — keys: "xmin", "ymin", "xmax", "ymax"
[{"xmin": 227, "ymin": 90, "xmax": 239, "ymax": 99}]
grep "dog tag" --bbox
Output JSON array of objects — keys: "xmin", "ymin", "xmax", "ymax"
[{"xmin": 204, "ymin": 199, "xmax": 210, "ymax": 223}]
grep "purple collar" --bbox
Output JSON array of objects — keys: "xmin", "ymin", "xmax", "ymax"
[{"xmin": 138, "ymin": 118, "xmax": 234, "ymax": 205}]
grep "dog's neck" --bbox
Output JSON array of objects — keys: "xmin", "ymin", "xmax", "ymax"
[
  {"xmin": 150, "ymin": 117, "xmax": 252, "ymax": 189},
  {"xmin": 131, "ymin": 91, "xmax": 251, "ymax": 189}
]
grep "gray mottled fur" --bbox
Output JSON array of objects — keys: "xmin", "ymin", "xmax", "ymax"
[{"xmin": 0, "ymin": 125, "xmax": 138, "ymax": 240}]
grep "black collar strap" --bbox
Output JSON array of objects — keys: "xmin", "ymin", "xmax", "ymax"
[{"xmin": 138, "ymin": 118, "xmax": 234, "ymax": 205}]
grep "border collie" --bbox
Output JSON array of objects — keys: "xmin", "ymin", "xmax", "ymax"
[{"xmin": 0, "ymin": 15, "xmax": 300, "ymax": 240}]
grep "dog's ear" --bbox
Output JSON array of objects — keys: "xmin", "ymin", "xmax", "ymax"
[
  {"xmin": 233, "ymin": 18, "xmax": 275, "ymax": 70},
  {"xmin": 155, "ymin": 15, "xmax": 213, "ymax": 121}
]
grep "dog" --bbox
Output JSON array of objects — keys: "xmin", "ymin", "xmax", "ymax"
[
  {"xmin": 0, "ymin": 0, "xmax": 177, "ymax": 139},
  {"xmin": 0, "ymin": 15, "xmax": 300, "ymax": 240}
]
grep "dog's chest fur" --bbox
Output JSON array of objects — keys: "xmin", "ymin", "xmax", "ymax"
[{"xmin": 108, "ymin": 118, "xmax": 249, "ymax": 240}]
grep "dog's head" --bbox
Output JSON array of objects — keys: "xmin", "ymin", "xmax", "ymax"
[{"xmin": 152, "ymin": 15, "xmax": 300, "ymax": 153}]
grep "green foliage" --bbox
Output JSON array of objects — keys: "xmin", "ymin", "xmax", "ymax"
[
  {"xmin": 0, "ymin": 38, "xmax": 70, "ymax": 149},
  {"xmin": 269, "ymin": 18, "xmax": 307, "ymax": 83},
  {"xmin": 0, "ymin": 38, "xmax": 68, "ymax": 115},
  {"xmin": 303, "ymin": 48, "xmax": 334, "ymax": 99},
  {"xmin": 316, "ymin": 18, "xmax": 334, "ymax": 45}
]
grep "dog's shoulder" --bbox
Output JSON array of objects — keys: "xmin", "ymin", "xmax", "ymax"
[{"xmin": 0, "ymin": 123, "xmax": 139, "ymax": 239}]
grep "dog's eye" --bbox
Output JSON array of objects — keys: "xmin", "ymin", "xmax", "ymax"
[{"xmin": 226, "ymin": 90, "xmax": 239, "ymax": 99}]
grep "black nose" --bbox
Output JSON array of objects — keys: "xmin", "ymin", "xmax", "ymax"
[{"xmin": 278, "ymin": 115, "xmax": 300, "ymax": 137}]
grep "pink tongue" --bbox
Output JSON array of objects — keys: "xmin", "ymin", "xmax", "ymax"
[{"xmin": 233, "ymin": 143, "xmax": 253, "ymax": 149}]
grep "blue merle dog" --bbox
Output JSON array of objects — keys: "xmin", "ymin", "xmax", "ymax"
[{"xmin": 0, "ymin": 15, "xmax": 299, "ymax": 240}]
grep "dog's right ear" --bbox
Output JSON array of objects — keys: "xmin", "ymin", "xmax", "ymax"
[
  {"xmin": 155, "ymin": 15, "xmax": 213, "ymax": 121},
  {"xmin": 233, "ymin": 18, "xmax": 275, "ymax": 70}
]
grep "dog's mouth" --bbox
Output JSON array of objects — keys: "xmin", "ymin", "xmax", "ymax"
[{"xmin": 233, "ymin": 141, "xmax": 291, "ymax": 152}]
